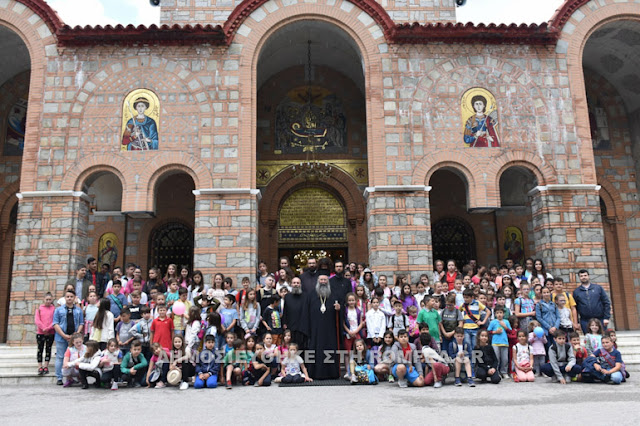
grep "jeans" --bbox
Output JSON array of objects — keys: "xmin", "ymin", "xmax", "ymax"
[
  {"xmin": 55, "ymin": 340, "xmax": 68, "ymax": 380},
  {"xmin": 463, "ymin": 329, "xmax": 477, "ymax": 357},
  {"xmin": 194, "ymin": 374, "xmax": 218, "ymax": 388},
  {"xmin": 442, "ymin": 336, "xmax": 453, "ymax": 357},
  {"xmin": 610, "ymin": 371, "xmax": 624, "ymax": 384},
  {"xmin": 492, "ymin": 345, "xmax": 509, "ymax": 375},
  {"xmin": 540, "ymin": 362, "xmax": 582, "ymax": 379}
]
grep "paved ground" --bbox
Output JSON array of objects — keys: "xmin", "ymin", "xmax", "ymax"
[{"xmin": 2, "ymin": 379, "xmax": 639, "ymax": 424}]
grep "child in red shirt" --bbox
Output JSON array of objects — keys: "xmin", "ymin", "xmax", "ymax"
[{"xmin": 150, "ymin": 304, "xmax": 174, "ymax": 352}]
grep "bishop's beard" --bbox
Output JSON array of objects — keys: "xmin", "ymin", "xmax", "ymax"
[
  {"xmin": 291, "ymin": 286, "xmax": 302, "ymax": 295},
  {"xmin": 316, "ymin": 282, "xmax": 331, "ymax": 299}
]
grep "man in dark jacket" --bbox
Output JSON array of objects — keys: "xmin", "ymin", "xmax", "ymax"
[
  {"xmin": 572, "ymin": 269, "xmax": 611, "ymax": 333},
  {"xmin": 85, "ymin": 257, "xmax": 105, "ymax": 297}
]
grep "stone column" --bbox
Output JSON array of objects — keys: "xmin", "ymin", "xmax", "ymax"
[
  {"xmin": 529, "ymin": 185, "xmax": 611, "ymax": 307},
  {"xmin": 193, "ymin": 189, "xmax": 259, "ymax": 285},
  {"xmin": 366, "ymin": 186, "xmax": 431, "ymax": 283},
  {"xmin": 8, "ymin": 192, "xmax": 90, "ymax": 344}
]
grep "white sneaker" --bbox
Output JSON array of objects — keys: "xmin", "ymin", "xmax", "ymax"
[
  {"xmin": 110, "ymin": 381, "xmax": 118, "ymax": 391},
  {"xmin": 350, "ymin": 375, "xmax": 358, "ymax": 384},
  {"xmin": 179, "ymin": 381, "xmax": 189, "ymax": 390},
  {"xmin": 343, "ymin": 373, "xmax": 351, "ymax": 380},
  {"xmin": 398, "ymin": 379, "xmax": 408, "ymax": 388},
  {"xmin": 434, "ymin": 381, "xmax": 442, "ymax": 388}
]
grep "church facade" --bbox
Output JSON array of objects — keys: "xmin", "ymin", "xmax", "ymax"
[{"xmin": 1, "ymin": 0, "xmax": 640, "ymax": 344}]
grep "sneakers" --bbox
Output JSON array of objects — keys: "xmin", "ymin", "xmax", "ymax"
[
  {"xmin": 133, "ymin": 382, "xmax": 142, "ymax": 388},
  {"xmin": 398, "ymin": 379, "xmax": 408, "ymax": 388},
  {"xmin": 56, "ymin": 379, "xmax": 63, "ymax": 386},
  {"xmin": 454, "ymin": 377, "xmax": 462, "ymax": 387},
  {"xmin": 343, "ymin": 373, "xmax": 351, "ymax": 380},
  {"xmin": 43, "ymin": 367, "xmax": 49, "ymax": 375},
  {"xmin": 468, "ymin": 378, "xmax": 476, "ymax": 387},
  {"xmin": 434, "ymin": 381, "xmax": 443, "ymax": 388},
  {"xmin": 110, "ymin": 381, "xmax": 118, "ymax": 391},
  {"xmin": 388, "ymin": 374, "xmax": 395, "ymax": 383},
  {"xmin": 38, "ymin": 367, "xmax": 44, "ymax": 376},
  {"xmin": 179, "ymin": 381, "xmax": 189, "ymax": 390},
  {"xmin": 81, "ymin": 384, "xmax": 88, "ymax": 389},
  {"xmin": 155, "ymin": 381, "xmax": 166, "ymax": 388},
  {"xmin": 350, "ymin": 375, "xmax": 358, "ymax": 384},
  {"xmin": 63, "ymin": 380, "xmax": 73, "ymax": 388},
  {"xmin": 253, "ymin": 382, "xmax": 260, "ymax": 387},
  {"xmin": 226, "ymin": 380, "xmax": 232, "ymax": 389}
]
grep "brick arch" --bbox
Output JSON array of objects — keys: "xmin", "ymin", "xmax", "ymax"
[
  {"xmin": 68, "ymin": 57, "xmax": 212, "ymax": 117},
  {"xmin": 0, "ymin": 3, "xmax": 56, "ymax": 193},
  {"xmin": 561, "ymin": 2, "xmax": 640, "ymax": 185},
  {"xmin": 61, "ymin": 154, "xmax": 130, "ymax": 192},
  {"xmin": 412, "ymin": 150, "xmax": 483, "ymax": 208},
  {"xmin": 142, "ymin": 152, "xmax": 212, "ymax": 212},
  {"xmin": 235, "ymin": 1, "xmax": 386, "ymax": 187},
  {"xmin": 259, "ymin": 166, "xmax": 367, "ymax": 268},
  {"xmin": 596, "ymin": 175, "xmax": 638, "ymax": 329},
  {"xmin": 0, "ymin": 181, "xmax": 20, "ymax": 229},
  {"xmin": 223, "ymin": 0, "xmax": 396, "ymax": 43},
  {"xmin": 488, "ymin": 150, "xmax": 558, "ymax": 207}
]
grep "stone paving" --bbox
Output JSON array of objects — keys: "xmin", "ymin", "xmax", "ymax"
[{"xmin": 3, "ymin": 380, "xmax": 639, "ymax": 424}]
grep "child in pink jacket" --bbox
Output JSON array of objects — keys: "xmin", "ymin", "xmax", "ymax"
[{"xmin": 35, "ymin": 292, "xmax": 56, "ymax": 375}]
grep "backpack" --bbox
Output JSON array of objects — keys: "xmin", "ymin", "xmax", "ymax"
[{"xmin": 197, "ymin": 320, "xmax": 207, "ymax": 340}]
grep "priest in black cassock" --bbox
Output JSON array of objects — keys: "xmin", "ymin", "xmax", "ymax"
[
  {"xmin": 283, "ymin": 277, "xmax": 307, "ymax": 349},
  {"xmin": 305, "ymin": 273, "xmax": 341, "ymax": 380}
]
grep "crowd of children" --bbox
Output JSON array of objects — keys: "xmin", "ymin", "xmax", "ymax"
[{"xmin": 37, "ymin": 258, "xmax": 629, "ymax": 390}]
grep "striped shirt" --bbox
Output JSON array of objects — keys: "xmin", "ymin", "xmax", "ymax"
[{"xmin": 459, "ymin": 300, "xmax": 486, "ymax": 329}]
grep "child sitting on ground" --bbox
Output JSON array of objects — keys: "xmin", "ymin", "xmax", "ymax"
[
  {"xmin": 120, "ymin": 340, "xmax": 148, "ymax": 388},
  {"xmin": 582, "ymin": 334, "xmax": 625, "ymax": 384},
  {"xmin": 101, "ymin": 338, "xmax": 122, "ymax": 390},
  {"xmin": 77, "ymin": 340, "xmax": 103, "ymax": 389},
  {"xmin": 62, "ymin": 333, "xmax": 86, "ymax": 387},
  {"xmin": 223, "ymin": 339, "xmax": 249, "ymax": 389},
  {"xmin": 475, "ymin": 329, "xmax": 501, "ymax": 384},
  {"xmin": 349, "ymin": 338, "xmax": 377, "ymax": 385},
  {"xmin": 540, "ymin": 330, "xmax": 581, "ymax": 384},
  {"xmin": 243, "ymin": 342, "xmax": 271, "ymax": 387},
  {"xmin": 194, "ymin": 335, "xmax": 219, "ymax": 389},
  {"xmin": 391, "ymin": 329, "xmax": 425, "ymax": 388},
  {"xmin": 449, "ymin": 327, "xmax": 474, "ymax": 387},
  {"xmin": 281, "ymin": 343, "xmax": 312, "ymax": 383},
  {"xmin": 513, "ymin": 330, "xmax": 535, "ymax": 382}
]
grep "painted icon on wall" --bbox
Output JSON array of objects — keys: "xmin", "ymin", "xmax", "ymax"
[
  {"xmin": 461, "ymin": 87, "xmax": 500, "ymax": 148},
  {"xmin": 503, "ymin": 226, "xmax": 524, "ymax": 265},
  {"xmin": 4, "ymin": 97, "xmax": 27, "ymax": 156},
  {"xmin": 121, "ymin": 89, "xmax": 160, "ymax": 151},
  {"xmin": 98, "ymin": 232, "xmax": 119, "ymax": 269}
]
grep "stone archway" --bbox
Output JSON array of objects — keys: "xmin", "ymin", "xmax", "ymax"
[{"xmin": 259, "ymin": 166, "xmax": 366, "ymax": 270}]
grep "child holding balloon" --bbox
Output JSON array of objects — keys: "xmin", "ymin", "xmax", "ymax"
[
  {"xmin": 172, "ymin": 288, "xmax": 191, "ymax": 336},
  {"xmin": 528, "ymin": 320, "xmax": 547, "ymax": 376}
]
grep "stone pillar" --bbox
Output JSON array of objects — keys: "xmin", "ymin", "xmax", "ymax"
[
  {"xmin": 529, "ymin": 185, "xmax": 611, "ymax": 307},
  {"xmin": 8, "ymin": 192, "xmax": 90, "ymax": 344},
  {"xmin": 366, "ymin": 186, "xmax": 431, "ymax": 283},
  {"xmin": 193, "ymin": 189, "xmax": 259, "ymax": 285}
]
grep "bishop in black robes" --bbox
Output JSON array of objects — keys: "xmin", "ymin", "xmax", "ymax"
[{"xmin": 305, "ymin": 274, "xmax": 341, "ymax": 380}]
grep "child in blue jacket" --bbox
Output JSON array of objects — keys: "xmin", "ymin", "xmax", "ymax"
[{"xmin": 195, "ymin": 335, "xmax": 219, "ymax": 389}]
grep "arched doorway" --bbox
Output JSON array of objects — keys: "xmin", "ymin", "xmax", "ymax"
[
  {"xmin": 431, "ymin": 217, "xmax": 476, "ymax": 270},
  {"xmin": 497, "ymin": 166, "xmax": 538, "ymax": 267},
  {"xmin": 0, "ymin": 24, "xmax": 30, "ymax": 341},
  {"xmin": 144, "ymin": 172, "xmax": 195, "ymax": 274},
  {"xmin": 277, "ymin": 187, "xmax": 348, "ymax": 273},
  {"xmin": 256, "ymin": 20, "xmax": 368, "ymax": 270},
  {"xmin": 149, "ymin": 222, "xmax": 194, "ymax": 275},
  {"xmin": 582, "ymin": 19, "xmax": 640, "ymax": 329}
]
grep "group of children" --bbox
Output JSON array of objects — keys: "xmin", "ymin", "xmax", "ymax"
[{"xmin": 35, "ymin": 259, "xmax": 629, "ymax": 390}]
